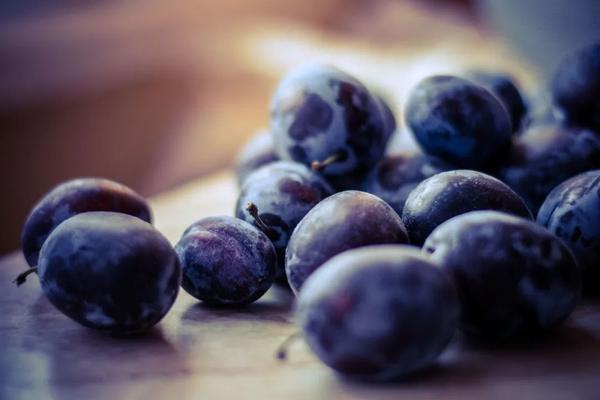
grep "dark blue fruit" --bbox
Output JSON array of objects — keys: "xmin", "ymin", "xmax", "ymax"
[
  {"xmin": 464, "ymin": 70, "xmax": 528, "ymax": 133},
  {"xmin": 424, "ymin": 211, "xmax": 580, "ymax": 340},
  {"xmin": 405, "ymin": 75, "xmax": 512, "ymax": 169},
  {"xmin": 285, "ymin": 190, "xmax": 409, "ymax": 294},
  {"xmin": 297, "ymin": 245, "xmax": 459, "ymax": 380},
  {"xmin": 551, "ymin": 42, "xmax": 600, "ymax": 131},
  {"xmin": 537, "ymin": 170, "xmax": 600, "ymax": 294},
  {"xmin": 498, "ymin": 123, "xmax": 600, "ymax": 214},
  {"xmin": 402, "ymin": 170, "xmax": 532, "ymax": 246},
  {"xmin": 270, "ymin": 64, "xmax": 388, "ymax": 185},
  {"xmin": 235, "ymin": 130, "xmax": 279, "ymax": 187},
  {"xmin": 175, "ymin": 216, "xmax": 277, "ymax": 306},
  {"xmin": 22, "ymin": 178, "xmax": 152, "ymax": 267},
  {"xmin": 360, "ymin": 153, "xmax": 451, "ymax": 216},
  {"xmin": 235, "ymin": 161, "xmax": 333, "ymax": 284},
  {"xmin": 36, "ymin": 212, "xmax": 180, "ymax": 334}
]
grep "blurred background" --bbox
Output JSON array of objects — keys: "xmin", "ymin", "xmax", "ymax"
[{"xmin": 1, "ymin": 0, "xmax": 599, "ymax": 254}]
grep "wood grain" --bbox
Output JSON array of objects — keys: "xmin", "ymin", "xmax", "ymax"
[{"xmin": 1, "ymin": 170, "xmax": 600, "ymax": 399}]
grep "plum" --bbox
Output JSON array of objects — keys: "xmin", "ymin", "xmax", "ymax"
[
  {"xmin": 297, "ymin": 245, "xmax": 459, "ymax": 380},
  {"xmin": 175, "ymin": 216, "xmax": 277, "ymax": 306},
  {"xmin": 21, "ymin": 178, "xmax": 151, "ymax": 267},
  {"xmin": 32, "ymin": 212, "xmax": 179, "ymax": 334},
  {"xmin": 402, "ymin": 170, "xmax": 532, "ymax": 246},
  {"xmin": 551, "ymin": 41, "xmax": 600, "ymax": 131},
  {"xmin": 235, "ymin": 161, "xmax": 333, "ymax": 285},
  {"xmin": 270, "ymin": 64, "xmax": 388, "ymax": 188},
  {"xmin": 537, "ymin": 170, "xmax": 600, "ymax": 294},
  {"xmin": 285, "ymin": 190, "xmax": 409, "ymax": 294},
  {"xmin": 405, "ymin": 75, "xmax": 512, "ymax": 169},
  {"xmin": 464, "ymin": 70, "xmax": 528, "ymax": 133},
  {"xmin": 424, "ymin": 211, "xmax": 580, "ymax": 340},
  {"xmin": 234, "ymin": 130, "xmax": 279, "ymax": 186},
  {"xmin": 360, "ymin": 153, "xmax": 451, "ymax": 216},
  {"xmin": 498, "ymin": 123, "xmax": 600, "ymax": 214}
]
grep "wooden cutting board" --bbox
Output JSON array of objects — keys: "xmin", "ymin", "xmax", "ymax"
[{"xmin": 2, "ymin": 170, "xmax": 599, "ymax": 400}]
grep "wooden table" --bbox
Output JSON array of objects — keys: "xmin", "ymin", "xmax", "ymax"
[{"xmin": 2, "ymin": 171, "xmax": 600, "ymax": 400}]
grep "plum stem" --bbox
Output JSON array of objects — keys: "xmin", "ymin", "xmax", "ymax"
[
  {"xmin": 14, "ymin": 267, "xmax": 38, "ymax": 287},
  {"xmin": 246, "ymin": 203, "xmax": 275, "ymax": 236},
  {"xmin": 311, "ymin": 153, "xmax": 342, "ymax": 171},
  {"xmin": 275, "ymin": 331, "xmax": 301, "ymax": 361}
]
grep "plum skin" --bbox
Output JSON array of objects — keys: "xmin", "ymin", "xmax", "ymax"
[
  {"xmin": 537, "ymin": 170, "xmax": 600, "ymax": 293},
  {"xmin": 38, "ymin": 212, "xmax": 180, "ymax": 334},
  {"xmin": 402, "ymin": 170, "xmax": 532, "ymax": 246},
  {"xmin": 297, "ymin": 245, "xmax": 459, "ymax": 380},
  {"xmin": 235, "ymin": 161, "xmax": 333, "ymax": 284},
  {"xmin": 285, "ymin": 190, "xmax": 409, "ymax": 295},
  {"xmin": 234, "ymin": 130, "xmax": 279, "ymax": 187},
  {"xmin": 424, "ymin": 211, "xmax": 580, "ymax": 340},
  {"xmin": 22, "ymin": 178, "xmax": 152, "ymax": 267},
  {"xmin": 405, "ymin": 75, "xmax": 512, "ymax": 169},
  {"xmin": 551, "ymin": 42, "xmax": 600, "ymax": 131},
  {"xmin": 464, "ymin": 70, "xmax": 527, "ymax": 133},
  {"xmin": 360, "ymin": 153, "xmax": 450, "ymax": 216},
  {"xmin": 175, "ymin": 216, "xmax": 277, "ymax": 306},
  {"xmin": 270, "ymin": 64, "xmax": 387, "ymax": 181},
  {"xmin": 497, "ymin": 123, "xmax": 600, "ymax": 215}
]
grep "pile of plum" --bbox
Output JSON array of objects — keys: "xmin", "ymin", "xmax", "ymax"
[{"xmin": 17, "ymin": 42, "xmax": 600, "ymax": 380}]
